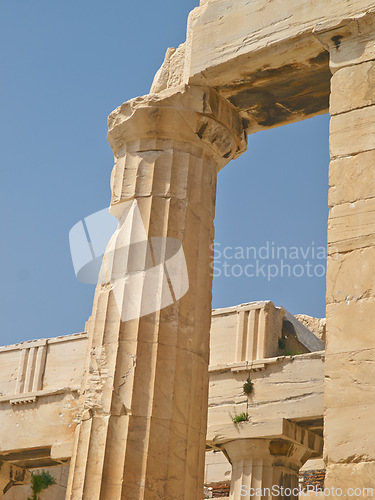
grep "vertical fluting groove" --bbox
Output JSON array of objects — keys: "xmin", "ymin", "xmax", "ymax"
[
  {"xmin": 67, "ymin": 87, "xmax": 246, "ymax": 499},
  {"xmin": 15, "ymin": 348, "xmax": 28, "ymax": 394},
  {"xmin": 81, "ymin": 417, "xmax": 110, "ymax": 500},
  {"xmin": 236, "ymin": 311, "xmax": 246, "ymax": 362},
  {"xmin": 71, "ymin": 418, "xmax": 93, "ymax": 498},
  {"xmin": 183, "ymin": 155, "xmax": 217, "ymax": 498},
  {"xmin": 257, "ymin": 307, "xmax": 266, "ymax": 359},
  {"xmin": 24, "ymin": 347, "xmax": 37, "ymax": 393},
  {"xmin": 32, "ymin": 345, "xmax": 46, "ymax": 392},
  {"xmin": 246, "ymin": 309, "xmax": 255, "ymax": 361}
]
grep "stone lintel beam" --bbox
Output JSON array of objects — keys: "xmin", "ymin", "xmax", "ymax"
[
  {"xmin": 313, "ymin": 9, "xmax": 375, "ymax": 74},
  {"xmin": 152, "ymin": 1, "xmax": 375, "ymax": 133},
  {"xmin": 0, "ymin": 462, "xmax": 30, "ymax": 498}
]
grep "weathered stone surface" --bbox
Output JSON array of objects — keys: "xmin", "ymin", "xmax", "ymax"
[
  {"xmin": 321, "ymin": 16, "xmax": 375, "ymax": 491},
  {"xmin": 329, "ymin": 150, "xmax": 375, "ymax": 207},
  {"xmin": 0, "ymin": 334, "xmax": 86, "ymax": 468},
  {"xmin": 222, "ymin": 432, "xmax": 321, "ymax": 500},
  {"xmin": 187, "ymin": 0, "xmax": 375, "ymax": 81},
  {"xmin": 330, "ymin": 105, "xmax": 375, "ymax": 159},
  {"xmin": 314, "ymin": 11, "xmax": 375, "ymax": 74},
  {"xmin": 205, "ymin": 450, "xmax": 231, "ymax": 485},
  {"xmin": 325, "ymin": 349, "xmax": 375, "ymax": 408},
  {"xmin": 328, "ymin": 197, "xmax": 375, "ymax": 253},
  {"xmin": 325, "ymin": 404, "xmax": 375, "ymax": 464},
  {"xmin": 207, "ymin": 353, "xmax": 324, "ymax": 445},
  {"xmin": 295, "ymin": 315, "xmax": 326, "ymax": 343},
  {"xmin": 66, "ymin": 86, "xmax": 246, "ymax": 500},
  {"xmin": 326, "ymin": 299, "xmax": 375, "ymax": 353},
  {"xmin": 210, "ymin": 302, "xmax": 285, "ymax": 367},
  {"xmin": 330, "ymin": 61, "xmax": 375, "ymax": 116},
  {"xmin": 0, "ymin": 462, "xmax": 30, "ymax": 497},
  {"xmin": 324, "ymin": 462, "xmax": 375, "ymax": 499},
  {"xmin": 3, "ymin": 466, "xmax": 68, "ymax": 500},
  {"xmin": 326, "ymin": 248, "xmax": 375, "ymax": 304}
]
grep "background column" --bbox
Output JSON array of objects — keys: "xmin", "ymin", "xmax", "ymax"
[{"xmin": 222, "ymin": 437, "xmax": 315, "ymax": 500}]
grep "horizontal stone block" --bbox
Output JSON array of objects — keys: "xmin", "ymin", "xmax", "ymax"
[
  {"xmin": 326, "ymin": 247, "xmax": 375, "ymax": 304},
  {"xmin": 315, "ymin": 12, "xmax": 375, "ymax": 74},
  {"xmin": 208, "ymin": 355, "xmax": 324, "ymax": 435},
  {"xmin": 330, "ymin": 106, "xmax": 375, "ymax": 158},
  {"xmin": 328, "ymin": 198, "xmax": 375, "ymax": 253},
  {"xmin": 325, "ymin": 349, "xmax": 375, "ymax": 408},
  {"xmin": 330, "ymin": 61, "xmax": 375, "ymax": 115},
  {"xmin": 325, "ymin": 461, "xmax": 375, "ymax": 496},
  {"xmin": 326, "ymin": 299, "xmax": 375, "ymax": 353},
  {"xmin": 188, "ymin": 0, "xmax": 375, "ymax": 82},
  {"xmin": 329, "ymin": 150, "xmax": 375, "ymax": 207}
]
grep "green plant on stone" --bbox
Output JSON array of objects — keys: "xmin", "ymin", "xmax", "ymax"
[
  {"xmin": 243, "ymin": 378, "xmax": 254, "ymax": 395},
  {"xmin": 278, "ymin": 337, "xmax": 286, "ymax": 350},
  {"xmin": 27, "ymin": 470, "xmax": 56, "ymax": 500},
  {"xmin": 230, "ymin": 411, "xmax": 249, "ymax": 424}
]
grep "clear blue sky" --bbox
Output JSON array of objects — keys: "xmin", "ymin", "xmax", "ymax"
[{"xmin": 0, "ymin": 0, "xmax": 329, "ymax": 346}]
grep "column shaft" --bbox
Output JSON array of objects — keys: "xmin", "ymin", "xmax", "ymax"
[
  {"xmin": 66, "ymin": 86, "xmax": 246, "ymax": 499},
  {"xmin": 315, "ymin": 12, "xmax": 375, "ymax": 495}
]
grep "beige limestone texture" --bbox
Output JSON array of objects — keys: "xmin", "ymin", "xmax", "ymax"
[
  {"xmin": 328, "ymin": 150, "xmax": 375, "ymax": 208},
  {"xmin": 210, "ymin": 302, "xmax": 285, "ymax": 367},
  {"xmin": 204, "ymin": 450, "xmax": 231, "ymax": 485},
  {"xmin": 317, "ymin": 11, "xmax": 375, "ymax": 494},
  {"xmin": 3, "ymin": 466, "xmax": 69, "ymax": 500},
  {"xmin": 222, "ymin": 435, "xmax": 319, "ymax": 500},
  {"xmin": 330, "ymin": 60, "xmax": 375, "ymax": 116},
  {"xmin": 66, "ymin": 86, "xmax": 246, "ymax": 500},
  {"xmin": 328, "ymin": 197, "xmax": 375, "ymax": 253},
  {"xmin": 326, "ymin": 248, "xmax": 375, "ymax": 304},
  {"xmin": 314, "ymin": 11, "xmax": 375, "ymax": 73},
  {"xmin": 152, "ymin": 1, "xmax": 375, "ymax": 135},
  {"xmin": 0, "ymin": 462, "xmax": 30, "ymax": 498},
  {"xmin": 330, "ymin": 105, "xmax": 375, "ymax": 159},
  {"xmin": 324, "ymin": 462, "xmax": 375, "ymax": 500},
  {"xmin": 326, "ymin": 299, "xmax": 375, "ymax": 352},
  {"xmin": 207, "ymin": 353, "xmax": 324, "ymax": 446},
  {"xmin": 0, "ymin": 334, "xmax": 86, "ymax": 469},
  {"xmin": 2, "ymin": 0, "xmax": 375, "ymax": 496},
  {"xmin": 294, "ymin": 315, "xmax": 326, "ymax": 343}
]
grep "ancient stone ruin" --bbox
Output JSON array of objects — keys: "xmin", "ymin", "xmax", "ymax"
[{"xmin": 1, "ymin": 0, "xmax": 375, "ymax": 498}]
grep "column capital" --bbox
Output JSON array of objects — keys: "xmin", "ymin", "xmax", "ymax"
[
  {"xmin": 107, "ymin": 84, "xmax": 247, "ymax": 170},
  {"xmin": 221, "ymin": 433, "xmax": 321, "ymax": 500},
  {"xmin": 313, "ymin": 10, "xmax": 375, "ymax": 73}
]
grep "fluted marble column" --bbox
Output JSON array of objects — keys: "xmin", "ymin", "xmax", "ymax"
[
  {"xmin": 66, "ymin": 85, "xmax": 246, "ymax": 499},
  {"xmin": 223, "ymin": 438, "xmax": 313, "ymax": 500},
  {"xmin": 315, "ymin": 11, "xmax": 375, "ymax": 495}
]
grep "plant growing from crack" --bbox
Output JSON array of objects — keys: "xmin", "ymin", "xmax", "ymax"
[
  {"xmin": 243, "ymin": 378, "xmax": 254, "ymax": 395},
  {"xmin": 27, "ymin": 470, "xmax": 56, "ymax": 500},
  {"xmin": 230, "ymin": 411, "xmax": 249, "ymax": 424}
]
